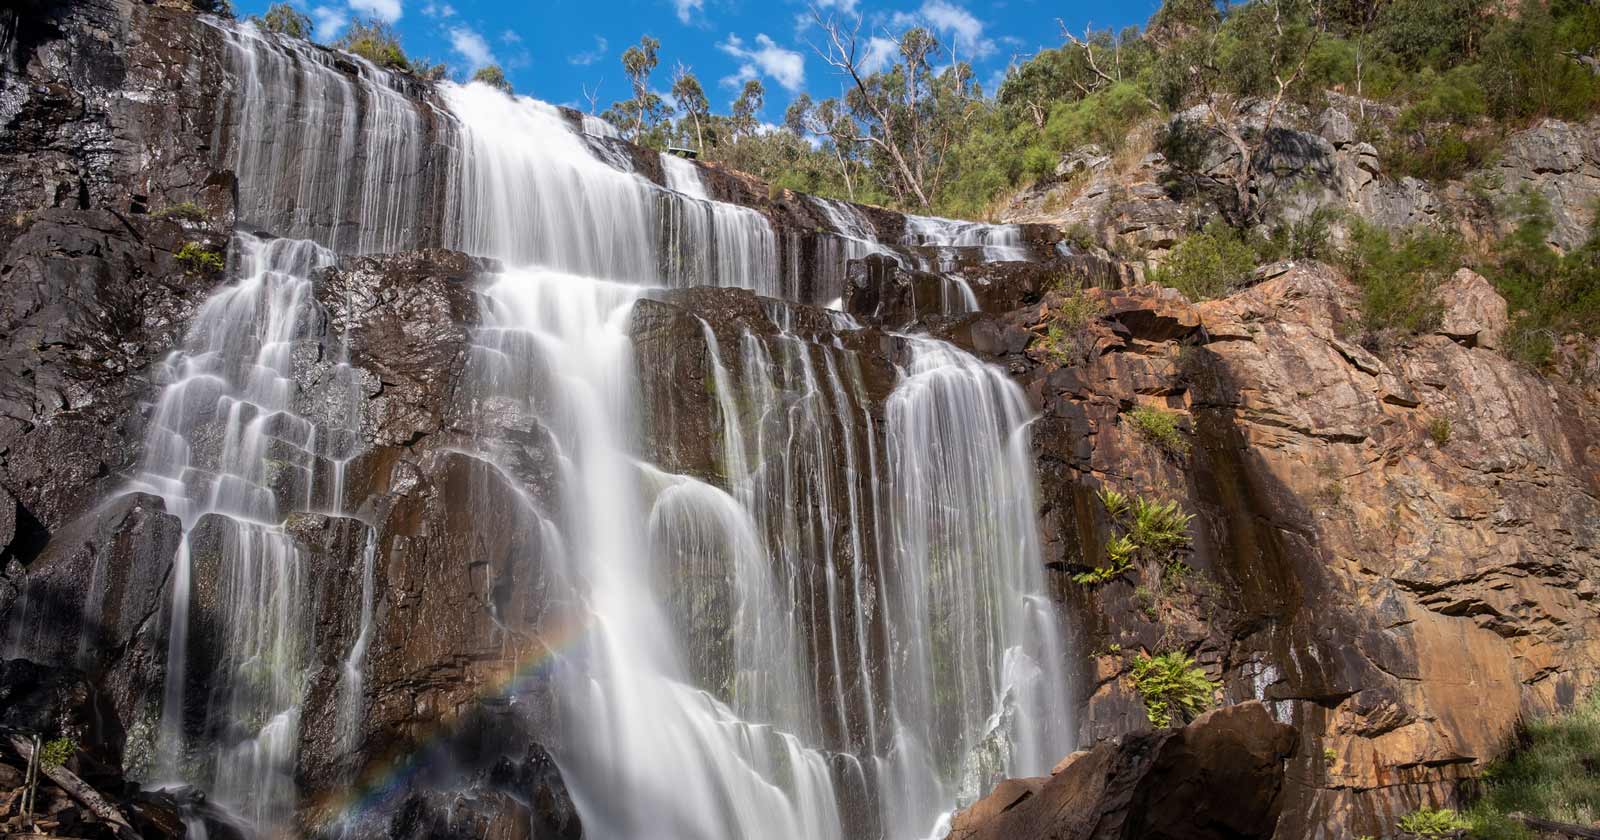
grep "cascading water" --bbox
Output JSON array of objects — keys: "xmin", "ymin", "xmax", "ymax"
[{"xmin": 14, "ymin": 20, "xmax": 1077, "ymax": 840}]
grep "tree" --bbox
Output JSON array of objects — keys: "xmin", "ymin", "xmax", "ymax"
[
  {"xmin": 731, "ymin": 78, "xmax": 765, "ymax": 138},
  {"xmin": 785, "ymin": 94, "xmax": 862, "ymax": 200},
  {"xmin": 471, "ymin": 64, "xmax": 513, "ymax": 94},
  {"xmin": 671, "ymin": 63, "xmax": 710, "ymax": 151},
  {"xmin": 606, "ymin": 35, "xmax": 672, "ymax": 142},
  {"xmin": 335, "ymin": 19, "xmax": 410, "ymax": 70},
  {"xmin": 254, "ymin": 2, "xmax": 311, "ymax": 38}
]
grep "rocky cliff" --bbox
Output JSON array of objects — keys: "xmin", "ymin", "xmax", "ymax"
[{"xmin": 0, "ymin": 2, "xmax": 1597, "ymax": 839}]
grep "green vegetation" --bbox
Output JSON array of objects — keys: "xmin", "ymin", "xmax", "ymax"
[
  {"xmin": 1037, "ymin": 289, "xmax": 1103, "ymax": 366},
  {"xmin": 471, "ymin": 64, "xmax": 513, "ymax": 94},
  {"xmin": 335, "ymin": 20, "xmax": 411, "ymax": 71},
  {"xmin": 1397, "ymin": 807, "xmax": 1472, "ymax": 836},
  {"xmin": 39, "ymin": 737, "xmax": 74, "ymax": 769},
  {"xmin": 1466, "ymin": 690, "xmax": 1600, "ymax": 839},
  {"xmin": 1130, "ymin": 650, "xmax": 1217, "ymax": 728},
  {"xmin": 1149, "ymin": 220, "xmax": 1262, "ymax": 301},
  {"xmin": 1126, "ymin": 406, "xmax": 1190, "ymax": 458},
  {"xmin": 157, "ymin": 201, "xmax": 208, "ymax": 222},
  {"xmin": 252, "ymin": 2, "xmax": 311, "ymax": 38},
  {"xmin": 1427, "ymin": 416, "xmax": 1453, "ymax": 446},
  {"xmin": 1486, "ymin": 190, "xmax": 1600, "ymax": 368},
  {"xmin": 1075, "ymin": 488, "xmax": 1194, "ymax": 586},
  {"xmin": 175, "ymin": 241, "xmax": 224, "ymax": 273},
  {"xmin": 1335, "ymin": 221, "xmax": 1461, "ymax": 339}
]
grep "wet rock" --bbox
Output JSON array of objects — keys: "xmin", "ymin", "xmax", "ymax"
[{"xmin": 946, "ymin": 702, "xmax": 1297, "ymax": 840}]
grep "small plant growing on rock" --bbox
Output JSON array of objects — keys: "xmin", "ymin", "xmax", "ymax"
[
  {"xmin": 1396, "ymin": 807, "xmax": 1470, "ymax": 837},
  {"xmin": 1126, "ymin": 406, "xmax": 1190, "ymax": 458},
  {"xmin": 1038, "ymin": 290, "xmax": 1103, "ymax": 367},
  {"xmin": 176, "ymin": 241, "xmax": 224, "ymax": 273},
  {"xmin": 158, "ymin": 201, "xmax": 208, "ymax": 222},
  {"xmin": 1130, "ymin": 650, "xmax": 1216, "ymax": 728},
  {"xmin": 1075, "ymin": 488, "xmax": 1194, "ymax": 587},
  {"xmin": 39, "ymin": 737, "xmax": 74, "ymax": 769},
  {"xmin": 1427, "ymin": 416, "xmax": 1452, "ymax": 446},
  {"xmin": 1322, "ymin": 746, "xmax": 1337, "ymax": 765}
]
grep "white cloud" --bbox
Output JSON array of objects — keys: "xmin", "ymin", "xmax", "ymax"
[
  {"xmin": 310, "ymin": 5, "xmax": 348, "ymax": 39},
  {"xmin": 449, "ymin": 25, "xmax": 496, "ymax": 70},
  {"xmin": 568, "ymin": 35, "xmax": 608, "ymax": 66},
  {"xmin": 813, "ymin": 0, "xmax": 858, "ymax": 12},
  {"xmin": 858, "ymin": 35, "xmax": 899, "ymax": 74},
  {"xmin": 501, "ymin": 29, "xmax": 521, "ymax": 44},
  {"xmin": 717, "ymin": 33, "xmax": 806, "ymax": 92},
  {"xmin": 349, "ymin": 0, "xmax": 403, "ymax": 23},
  {"xmin": 420, "ymin": 1, "xmax": 454, "ymax": 17},
  {"xmin": 893, "ymin": 0, "xmax": 994, "ymax": 60},
  {"xmin": 674, "ymin": 0, "xmax": 703, "ymax": 24}
]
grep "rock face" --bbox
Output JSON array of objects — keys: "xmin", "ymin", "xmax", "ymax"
[
  {"xmin": 947, "ymin": 702, "xmax": 1297, "ymax": 840},
  {"xmin": 942, "ymin": 260, "xmax": 1600, "ymax": 837}
]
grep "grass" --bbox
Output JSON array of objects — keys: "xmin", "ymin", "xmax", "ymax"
[
  {"xmin": 175, "ymin": 241, "xmax": 224, "ymax": 273},
  {"xmin": 1127, "ymin": 406, "xmax": 1190, "ymax": 458},
  {"xmin": 1466, "ymin": 691, "xmax": 1600, "ymax": 839},
  {"xmin": 1037, "ymin": 289, "xmax": 1103, "ymax": 366},
  {"xmin": 1398, "ymin": 807, "xmax": 1471, "ymax": 836},
  {"xmin": 1428, "ymin": 416, "xmax": 1452, "ymax": 446},
  {"xmin": 1130, "ymin": 650, "xmax": 1217, "ymax": 728}
]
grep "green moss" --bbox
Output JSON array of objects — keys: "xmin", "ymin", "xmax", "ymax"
[
  {"xmin": 40, "ymin": 737, "xmax": 74, "ymax": 769},
  {"xmin": 157, "ymin": 201, "xmax": 208, "ymax": 222},
  {"xmin": 175, "ymin": 241, "xmax": 224, "ymax": 273},
  {"xmin": 1130, "ymin": 651, "xmax": 1216, "ymax": 728}
]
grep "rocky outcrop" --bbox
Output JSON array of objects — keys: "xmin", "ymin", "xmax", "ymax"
[
  {"xmin": 947, "ymin": 702, "xmax": 1297, "ymax": 840},
  {"xmin": 940, "ymin": 259, "xmax": 1600, "ymax": 838}
]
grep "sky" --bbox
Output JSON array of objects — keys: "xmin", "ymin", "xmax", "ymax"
[{"xmin": 232, "ymin": 0, "xmax": 1159, "ymax": 122}]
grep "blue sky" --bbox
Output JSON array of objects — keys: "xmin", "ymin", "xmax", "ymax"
[{"xmin": 235, "ymin": 0, "xmax": 1158, "ymax": 120}]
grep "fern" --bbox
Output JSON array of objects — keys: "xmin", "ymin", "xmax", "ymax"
[
  {"xmin": 1130, "ymin": 651, "xmax": 1217, "ymax": 728},
  {"xmin": 1397, "ymin": 808, "xmax": 1470, "ymax": 837}
]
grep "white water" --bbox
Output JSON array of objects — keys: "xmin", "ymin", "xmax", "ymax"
[{"xmin": 14, "ymin": 22, "xmax": 1076, "ymax": 840}]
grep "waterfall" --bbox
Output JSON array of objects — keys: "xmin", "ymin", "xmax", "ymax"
[{"xmin": 19, "ymin": 21, "xmax": 1077, "ymax": 840}]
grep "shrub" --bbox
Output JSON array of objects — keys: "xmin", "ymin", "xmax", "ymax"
[
  {"xmin": 1427, "ymin": 416, "xmax": 1452, "ymax": 446},
  {"xmin": 1150, "ymin": 219, "xmax": 1260, "ymax": 301},
  {"xmin": 1127, "ymin": 406, "xmax": 1190, "ymax": 458},
  {"xmin": 39, "ymin": 737, "xmax": 74, "ymax": 769},
  {"xmin": 1487, "ymin": 190, "xmax": 1600, "ymax": 369},
  {"xmin": 1038, "ymin": 290, "xmax": 1103, "ymax": 366},
  {"xmin": 157, "ymin": 201, "xmax": 207, "ymax": 222},
  {"xmin": 1335, "ymin": 221, "xmax": 1460, "ymax": 338},
  {"xmin": 471, "ymin": 64, "xmax": 513, "ymax": 94},
  {"xmin": 335, "ymin": 20, "xmax": 411, "ymax": 71},
  {"xmin": 1382, "ymin": 126, "xmax": 1498, "ymax": 183},
  {"xmin": 1130, "ymin": 651, "xmax": 1217, "ymax": 728},
  {"xmin": 1397, "ymin": 807, "xmax": 1471, "ymax": 837},
  {"xmin": 253, "ymin": 2, "xmax": 312, "ymax": 38},
  {"xmin": 1466, "ymin": 690, "xmax": 1600, "ymax": 837},
  {"xmin": 175, "ymin": 241, "xmax": 224, "ymax": 273}
]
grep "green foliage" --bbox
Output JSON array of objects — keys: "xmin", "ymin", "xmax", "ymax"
[
  {"xmin": 1466, "ymin": 690, "xmax": 1600, "ymax": 838},
  {"xmin": 1336, "ymin": 221, "xmax": 1461, "ymax": 338},
  {"xmin": 1075, "ymin": 488, "xmax": 1193, "ymax": 587},
  {"xmin": 39, "ymin": 737, "xmax": 74, "ymax": 769},
  {"xmin": 1130, "ymin": 651, "xmax": 1216, "ymax": 728},
  {"xmin": 471, "ymin": 64, "xmax": 512, "ymax": 94},
  {"xmin": 1486, "ymin": 190, "xmax": 1600, "ymax": 368},
  {"xmin": 1127, "ymin": 406, "xmax": 1189, "ymax": 458},
  {"xmin": 176, "ymin": 241, "xmax": 224, "ymax": 273},
  {"xmin": 1151, "ymin": 220, "xmax": 1261, "ymax": 302},
  {"xmin": 1037, "ymin": 290, "xmax": 1103, "ymax": 366},
  {"xmin": 157, "ymin": 202, "xmax": 208, "ymax": 222},
  {"xmin": 335, "ymin": 20, "xmax": 411, "ymax": 71},
  {"xmin": 1397, "ymin": 807, "xmax": 1471, "ymax": 836},
  {"xmin": 1427, "ymin": 416, "xmax": 1452, "ymax": 446},
  {"xmin": 253, "ymin": 2, "xmax": 311, "ymax": 38}
]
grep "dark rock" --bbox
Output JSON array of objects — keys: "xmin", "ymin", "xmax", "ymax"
[{"xmin": 947, "ymin": 702, "xmax": 1297, "ymax": 840}]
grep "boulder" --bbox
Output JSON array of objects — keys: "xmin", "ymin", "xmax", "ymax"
[
  {"xmin": 1435, "ymin": 268, "xmax": 1509, "ymax": 349},
  {"xmin": 946, "ymin": 702, "xmax": 1297, "ymax": 840}
]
